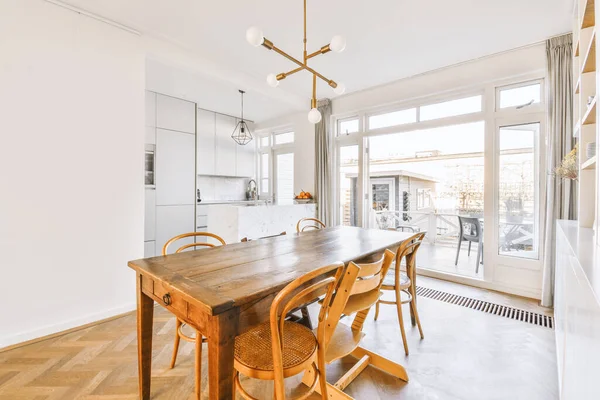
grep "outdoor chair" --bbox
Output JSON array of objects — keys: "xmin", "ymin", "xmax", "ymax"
[{"xmin": 455, "ymin": 216, "xmax": 483, "ymax": 273}]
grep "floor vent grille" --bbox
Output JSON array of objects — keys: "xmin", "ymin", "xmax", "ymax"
[{"xmin": 415, "ymin": 286, "xmax": 554, "ymax": 329}]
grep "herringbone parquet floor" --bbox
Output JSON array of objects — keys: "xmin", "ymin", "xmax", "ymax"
[{"xmin": 0, "ymin": 277, "xmax": 557, "ymax": 400}]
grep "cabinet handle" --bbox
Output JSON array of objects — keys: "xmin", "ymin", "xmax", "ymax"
[{"xmin": 162, "ymin": 293, "xmax": 172, "ymax": 306}]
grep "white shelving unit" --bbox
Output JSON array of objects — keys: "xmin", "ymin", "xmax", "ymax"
[{"xmin": 574, "ymin": 0, "xmax": 599, "ymax": 229}]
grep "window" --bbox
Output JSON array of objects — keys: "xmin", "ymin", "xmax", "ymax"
[
  {"xmin": 275, "ymin": 152, "xmax": 294, "ymax": 204},
  {"xmin": 257, "ymin": 129, "xmax": 295, "ymax": 198},
  {"xmin": 498, "ymin": 83, "xmax": 541, "ymax": 109},
  {"xmin": 260, "ymin": 153, "xmax": 270, "ymax": 194},
  {"xmin": 497, "ymin": 122, "xmax": 539, "ymax": 260},
  {"xmin": 417, "ymin": 189, "xmax": 432, "ymax": 210},
  {"xmin": 274, "ymin": 131, "xmax": 294, "ymax": 145},
  {"xmin": 338, "ymin": 117, "xmax": 359, "ymax": 135},
  {"xmin": 260, "ymin": 136, "xmax": 270, "ymax": 147},
  {"xmin": 368, "ymin": 108, "xmax": 417, "ymax": 130},
  {"xmin": 420, "ymin": 95, "xmax": 482, "ymax": 121}
]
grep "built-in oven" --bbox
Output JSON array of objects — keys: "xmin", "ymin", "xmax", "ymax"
[{"xmin": 145, "ymin": 144, "xmax": 155, "ymax": 188}]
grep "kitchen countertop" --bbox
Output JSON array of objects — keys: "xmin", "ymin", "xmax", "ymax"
[
  {"xmin": 197, "ymin": 200, "xmax": 268, "ymax": 205},
  {"xmin": 198, "ymin": 200, "xmax": 315, "ymax": 206}
]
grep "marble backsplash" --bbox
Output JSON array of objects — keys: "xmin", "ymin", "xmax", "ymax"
[{"xmin": 197, "ymin": 176, "xmax": 249, "ymax": 201}]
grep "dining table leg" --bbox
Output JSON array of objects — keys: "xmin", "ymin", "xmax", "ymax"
[
  {"xmin": 136, "ymin": 273, "xmax": 154, "ymax": 400},
  {"xmin": 208, "ymin": 307, "xmax": 240, "ymax": 400}
]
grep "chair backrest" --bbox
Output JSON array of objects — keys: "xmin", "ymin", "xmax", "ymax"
[
  {"xmin": 269, "ymin": 262, "xmax": 350, "ymax": 399},
  {"xmin": 393, "ymin": 232, "xmax": 426, "ymax": 279},
  {"xmin": 458, "ymin": 216, "xmax": 482, "ymax": 240},
  {"xmin": 296, "ymin": 217, "xmax": 326, "ymax": 233},
  {"xmin": 240, "ymin": 231, "xmax": 286, "ymax": 242},
  {"xmin": 342, "ymin": 250, "xmax": 395, "ymax": 336},
  {"xmin": 349, "ymin": 250, "xmax": 395, "ymax": 296},
  {"xmin": 162, "ymin": 232, "xmax": 226, "ymax": 255}
]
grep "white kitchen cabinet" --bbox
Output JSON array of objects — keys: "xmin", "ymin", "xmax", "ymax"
[
  {"xmin": 235, "ymin": 118, "xmax": 255, "ymax": 178},
  {"xmin": 156, "ymin": 129, "xmax": 195, "ymax": 206},
  {"xmin": 145, "ymin": 127, "xmax": 155, "ymax": 145},
  {"xmin": 555, "ymin": 221, "xmax": 600, "ymax": 399},
  {"xmin": 215, "ymin": 113, "xmax": 237, "ymax": 177},
  {"xmin": 144, "ymin": 241, "xmax": 155, "ymax": 258},
  {"xmin": 145, "ymin": 91, "xmax": 156, "ymax": 128},
  {"xmin": 197, "ymin": 109, "xmax": 216, "ymax": 175},
  {"xmin": 144, "ymin": 188, "xmax": 156, "ymax": 241},
  {"xmin": 156, "ymin": 94, "xmax": 195, "ymax": 134},
  {"xmin": 156, "ymin": 205, "xmax": 195, "ymax": 255}
]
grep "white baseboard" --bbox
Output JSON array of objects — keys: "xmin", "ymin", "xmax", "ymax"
[{"xmin": 0, "ymin": 302, "xmax": 137, "ymax": 349}]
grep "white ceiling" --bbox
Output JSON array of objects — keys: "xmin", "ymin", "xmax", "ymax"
[{"xmin": 60, "ymin": 0, "xmax": 572, "ymax": 122}]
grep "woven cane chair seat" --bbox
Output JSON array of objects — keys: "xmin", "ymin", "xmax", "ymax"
[
  {"xmin": 234, "ymin": 321, "xmax": 317, "ymax": 376},
  {"xmin": 382, "ymin": 271, "xmax": 411, "ymax": 289}
]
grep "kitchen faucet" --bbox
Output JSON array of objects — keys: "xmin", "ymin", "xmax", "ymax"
[{"xmin": 246, "ymin": 179, "xmax": 258, "ymax": 201}]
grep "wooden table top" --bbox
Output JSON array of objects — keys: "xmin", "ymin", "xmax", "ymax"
[{"xmin": 128, "ymin": 226, "xmax": 413, "ymax": 316}]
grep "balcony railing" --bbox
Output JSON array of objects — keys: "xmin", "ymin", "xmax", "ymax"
[{"xmin": 373, "ymin": 210, "xmax": 466, "ymax": 245}]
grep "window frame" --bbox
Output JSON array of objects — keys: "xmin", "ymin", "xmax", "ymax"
[
  {"xmin": 416, "ymin": 188, "xmax": 432, "ymax": 210},
  {"xmin": 337, "ymin": 116, "xmax": 361, "ymax": 137},
  {"xmin": 255, "ymin": 126, "xmax": 295, "ymax": 200},
  {"xmin": 330, "ymin": 73, "xmax": 547, "ymax": 290},
  {"xmin": 419, "ymin": 94, "xmax": 484, "ymax": 122},
  {"xmin": 495, "ymin": 79, "xmax": 545, "ymax": 113},
  {"xmin": 366, "ymin": 107, "xmax": 418, "ymax": 131}
]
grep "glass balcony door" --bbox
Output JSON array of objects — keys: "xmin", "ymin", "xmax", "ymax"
[
  {"xmin": 366, "ymin": 122, "xmax": 486, "ymax": 279},
  {"xmin": 490, "ymin": 117, "xmax": 544, "ymax": 278}
]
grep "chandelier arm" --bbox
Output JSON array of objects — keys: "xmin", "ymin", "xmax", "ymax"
[
  {"xmin": 277, "ymin": 66, "xmax": 305, "ymax": 81},
  {"xmin": 306, "ymin": 44, "xmax": 332, "ymax": 60},
  {"xmin": 269, "ymin": 44, "xmax": 338, "ymax": 88}
]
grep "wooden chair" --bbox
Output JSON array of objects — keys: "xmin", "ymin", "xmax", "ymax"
[
  {"xmin": 296, "ymin": 217, "xmax": 326, "ymax": 233},
  {"xmin": 162, "ymin": 232, "xmax": 226, "ymax": 400},
  {"xmin": 375, "ymin": 232, "xmax": 425, "ymax": 355},
  {"xmin": 302, "ymin": 249, "xmax": 410, "ymax": 398},
  {"xmin": 233, "ymin": 262, "xmax": 352, "ymax": 400}
]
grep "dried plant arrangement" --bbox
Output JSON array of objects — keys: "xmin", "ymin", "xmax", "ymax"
[{"xmin": 555, "ymin": 144, "xmax": 578, "ymax": 181}]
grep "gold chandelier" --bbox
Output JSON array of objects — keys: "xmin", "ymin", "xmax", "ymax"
[{"xmin": 246, "ymin": 0, "xmax": 346, "ymax": 124}]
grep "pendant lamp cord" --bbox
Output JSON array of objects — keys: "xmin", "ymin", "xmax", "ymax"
[{"xmin": 240, "ymin": 90, "xmax": 244, "ymax": 122}]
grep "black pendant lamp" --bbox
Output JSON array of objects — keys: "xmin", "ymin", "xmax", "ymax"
[{"xmin": 231, "ymin": 90, "xmax": 253, "ymax": 145}]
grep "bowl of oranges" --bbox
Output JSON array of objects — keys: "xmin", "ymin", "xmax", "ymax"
[{"xmin": 294, "ymin": 190, "xmax": 313, "ymax": 203}]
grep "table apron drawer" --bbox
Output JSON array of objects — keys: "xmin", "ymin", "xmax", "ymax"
[{"xmin": 141, "ymin": 275, "xmax": 188, "ymax": 316}]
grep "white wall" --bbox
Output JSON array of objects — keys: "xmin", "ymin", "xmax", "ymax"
[
  {"xmin": 333, "ymin": 44, "xmax": 546, "ymax": 116},
  {"xmin": 254, "ymin": 113, "xmax": 316, "ymax": 196},
  {"xmin": 0, "ymin": 0, "xmax": 145, "ymax": 348}
]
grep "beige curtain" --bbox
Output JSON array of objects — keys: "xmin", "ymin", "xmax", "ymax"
[
  {"xmin": 541, "ymin": 34, "xmax": 575, "ymax": 307},
  {"xmin": 315, "ymin": 99, "xmax": 333, "ymax": 226}
]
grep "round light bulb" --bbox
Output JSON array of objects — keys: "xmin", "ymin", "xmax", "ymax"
[
  {"xmin": 266, "ymin": 73, "xmax": 279, "ymax": 88},
  {"xmin": 246, "ymin": 26, "xmax": 264, "ymax": 47},
  {"xmin": 308, "ymin": 108, "xmax": 322, "ymax": 124},
  {"xmin": 333, "ymin": 82, "xmax": 346, "ymax": 95},
  {"xmin": 329, "ymin": 35, "xmax": 346, "ymax": 53}
]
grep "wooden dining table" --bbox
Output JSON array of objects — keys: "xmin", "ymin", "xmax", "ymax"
[{"xmin": 128, "ymin": 226, "xmax": 414, "ymax": 400}]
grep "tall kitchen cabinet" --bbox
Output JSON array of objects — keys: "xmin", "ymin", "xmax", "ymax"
[
  {"xmin": 215, "ymin": 113, "xmax": 238, "ymax": 176},
  {"xmin": 197, "ymin": 109, "xmax": 216, "ymax": 175},
  {"xmin": 154, "ymin": 94, "xmax": 196, "ymax": 255},
  {"xmin": 197, "ymin": 109, "xmax": 255, "ymax": 178},
  {"xmin": 144, "ymin": 91, "xmax": 157, "ymax": 257}
]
